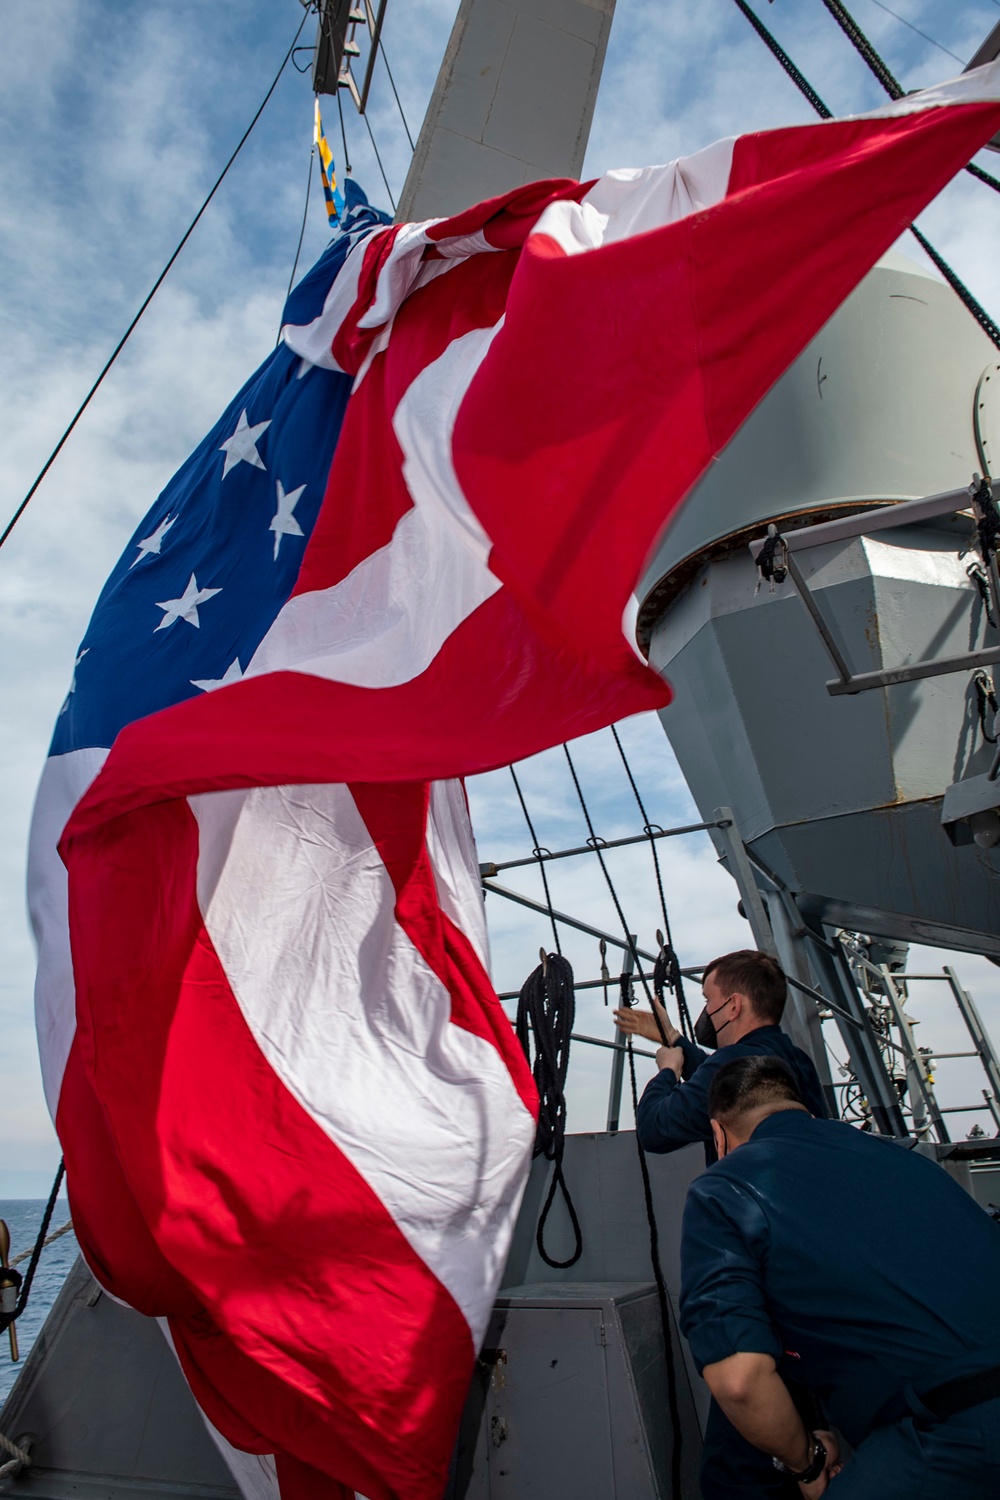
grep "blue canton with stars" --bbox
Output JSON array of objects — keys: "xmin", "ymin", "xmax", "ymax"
[{"xmin": 51, "ymin": 182, "xmax": 390, "ymax": 757}]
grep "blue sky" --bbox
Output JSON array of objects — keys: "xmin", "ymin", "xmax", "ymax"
[{"xmin": 3, "ymin": 0, "xmax": 1000, "ymax": 1195}]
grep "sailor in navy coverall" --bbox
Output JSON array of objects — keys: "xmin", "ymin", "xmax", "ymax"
[
  {"xmin": 680, "ymin": 1054, "xmax": 1000, "ymax": 1497},
  {"xmin": 615, "ymin": 950, "xmax": 826, "ymax": 1499}
]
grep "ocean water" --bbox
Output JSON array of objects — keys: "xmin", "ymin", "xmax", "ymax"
[{"xmin": 0, "ymin": 1200, "xmax": 78, "ymax": 1406}]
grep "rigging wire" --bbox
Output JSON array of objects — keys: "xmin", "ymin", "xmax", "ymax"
[
  {"xmin": 819, "ymin": 0, "xmax": 904, "ymax": 97},
  {"xmin": 362, "ymin": 108, "xmax": 397, "ymax": 212},
  {"xmin": 279, "ymin": 141, "xmax": 316, "ymax": 338},
  {"xmin": 730, "ymin": 0, "xmax": 833, "ymax": 118},
  {"xmin": 380, "ymin": 41, "xmax": 415, "ymax": 152},
  {"xmin": 608, "ymin": 724, "xmax": 693, "ymax": 1037},
  {"xmin": 0, "ymin": 8, "xmax": 311, "ymax": 555},
  {"xmin": 558, "ymin": 741, "xmax": 682, "ymax": 1495},
  {"xmin": 508, "ymin": 765, "xmax": 561, "ymax": 954},
  {"xmin": 561, "ymin": 743, "xmax": 660, "ymax": 1014},
  {"xmin": 625, "ymin": 1036, "xmax": 684, "ymax": 1499},
  {"xmin": 336, "ymin": 85, "xmax": 353, "ymax": 174},
  {"xmin": 908, "ymin": 224, "xmax": 1000, "ymax": 348},
  {"xmin": 858, "ymin": 0, "xmax": 963, "ymax": 66},
  {"xmin": 730, "ymin": 0, "xmax": 1000, "ymax": 351},
  {"xmin": 818, "ymin": 0, "xmax": 1000, "ymax": 196}
]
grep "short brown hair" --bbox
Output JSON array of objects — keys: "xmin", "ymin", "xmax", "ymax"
[{"xmin": 702, "ymin": 949, "xmax": 786, "ymax": 1024}]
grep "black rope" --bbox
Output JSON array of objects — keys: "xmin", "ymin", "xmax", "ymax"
[
  {"xmin": 730, "ymin": 0, "xmax": 1000, "ymax": 352},
  {"xmin": 509, "ymin": 765, "xmax": 561, "ymax": 954},
  {"xmin": 907, "ymin": 227, "xmax": 1000, "ymax": 348},
  {"xmin": 819, "ymin": 0, "xmax": 1000, "ymax": 197},
  {"xmin": 0, "ymin": 9, "xmax": 311, "ymax": 554},
  {"xmin": 516, "ymin": 954, "xmax": 582, "ymax": 1269},
  {"xmin": 626, "ymin": 1041, "xmax": 683, "ymax": 1500},
  {"xmin": 278, "ymin": 142, "xmax": 316, "ymax": 340},
  {"xmin": 361, "ymin": 108, "xmax": 396, "ymax": 212},
  {"xmin": 974, "ymin": 669, "xmax": 999, "ymax": 743},
  {"xmin": 967, "ymin": 161, "xmax": 1000, "ymax": 199},
  {"xmin": 336, "ymin": 86, "xmax": 353, "ymax": 175},
  {"xmin": 819, "ymin": 0, "xmax": 903, "ymax": 98},
  {"xmin": 561, "ymin": 744, "xmax": 661, "ymax": 1015},
  {"xmin": 609, "ymin": 725, "xmax": 693, "ymax": 1038},
  {"xmin": 731, "ymin": 0, "xmax": 834, "ymax": 118},
  {"xmin": 968, "ymin": 563, "xmax": 996, "ymax": 630},
  {"xmin": 558, "ymin": 741, "xmax": 683, "ymax": 1481},
  {"xmin": 973, "ymin": 474, "xmax": 1000, "ymax": 561},
  {"xmin": 380, "ymin": 41, "xmax": 415, "ymax": 153},
  {"xmin": 0, "ymin": 1161, "xmax": 65, "ymax": 1333}
]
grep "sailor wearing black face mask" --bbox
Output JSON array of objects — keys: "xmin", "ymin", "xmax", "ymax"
[
  {"xmin": 613, "ymin": 949, "xmax": 827, "ymax": 1166},
  {"xmin": 615, "ymin": 951, "xmax": 828, "ymax": 1500}
]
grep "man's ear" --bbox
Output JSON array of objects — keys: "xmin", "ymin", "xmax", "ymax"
[
  {"xmin": 711, "ymin": 1119, "xmax": 727, "ymax": 1159},
  {"xmin": 730, "ymin": 991, "xmax": 746, "ymax": 1021}
]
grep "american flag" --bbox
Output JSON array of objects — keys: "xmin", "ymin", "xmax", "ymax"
[{"xmin": 30, "ymin": 64, "xmax": 1000, "ymax": 1500}]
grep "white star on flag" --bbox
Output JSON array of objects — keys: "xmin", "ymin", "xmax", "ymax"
[
  {"xmin": 270, "ymin": 480, "xmax": 306, "ymax": 559},
  {"xmin": 155, "ymin": 574, "xmax": 222, "ymax": 632},
  {"xmin": 58, "ymin": 648, "xmax": 89, "ymax": 714},
  {"xmin": 219, "ymin": 409, "xmax": 271, "ymax": 479},
  {"xmin": 130, "ymin": 514, "xmax": 177, "ymax": 568},
  {"xmin": 191, "ymin": 659, "xmax": 243, "ymax": 693}
]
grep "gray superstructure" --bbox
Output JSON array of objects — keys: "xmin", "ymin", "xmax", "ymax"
[{"xmin": 639, "ymin": 251, "xmax": 1000, "ymax": 956}]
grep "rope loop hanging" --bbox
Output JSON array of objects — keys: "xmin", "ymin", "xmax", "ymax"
[{"xmin": 515, "ymin": 951, "xmax": 582, "ymax": 1269}]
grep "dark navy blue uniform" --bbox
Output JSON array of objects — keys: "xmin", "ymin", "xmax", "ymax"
[
  {"xmin": 680, "ymin": 1111, "xmax": 1000, "ymax": 1497},
  {"xmin": 638, "ymin": 1027, "xmax": 826, "ymax": 1498},
  {"xmin": 637, "ymin": 1025, "xmax": 826, "ymax": 1164}
]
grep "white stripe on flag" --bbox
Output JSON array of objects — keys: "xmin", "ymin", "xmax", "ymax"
[
  {"xmin": 28, "ymin": 746, "xmax": 110, "ymax": 1111},
  {"xmin": 189, "ymin": 780, "xmax": 533, "ymax": 1344}
]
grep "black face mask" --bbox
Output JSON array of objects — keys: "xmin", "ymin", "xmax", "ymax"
[{"xmin": 694, "ymin": 998, "xmax": 734, "ymax": 1050}]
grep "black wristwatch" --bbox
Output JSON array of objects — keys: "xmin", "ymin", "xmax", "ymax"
[{"xmin": 772, "ymin": 1433, "xmax": 827, "ymax": 1484}]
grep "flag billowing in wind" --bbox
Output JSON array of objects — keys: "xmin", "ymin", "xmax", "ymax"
[{"xmin": 31, "ymin": 65, "xmax": 1000, "ymax": 1500}]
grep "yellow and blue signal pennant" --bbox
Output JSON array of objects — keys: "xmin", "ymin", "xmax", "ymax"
[{"xmin": 314, "ymin": 99, "xmax": 346, "ymax": 226}]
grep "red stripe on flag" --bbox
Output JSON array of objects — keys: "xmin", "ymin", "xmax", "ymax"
[
  {"xmin": 293, "ymin": 248, "xmax": 520, "ymax": 600},
  {"xmin": 329, "ymin": 224, "xmax": 404, "ymax": 374},
  {"xmin": 62, "ymin": 595, "xmax": 668, "ymax": 839},
  {"xmin": 350, "ymin": 780, "xmax": 537, "ymax": 1118},
  {"xmin": 451, "ymin": 99, "xmax": 1000, "ymax": 668},
  {"xmin": 62, "ymin": 794, "xmax": 477, "ymax": 1500}
]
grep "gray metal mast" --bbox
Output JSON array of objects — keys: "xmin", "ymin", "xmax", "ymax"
[{"xmin": 397, "ymin": 0, "xmax": 615, "ymax": 221}]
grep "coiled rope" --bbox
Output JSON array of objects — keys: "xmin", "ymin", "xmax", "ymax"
[
  {"xmin": 515, "ymin": 952, "xmax": 582, "ymax": 1269},
  {"xmin": 0, "ymin": 1431, "xmax": 33, "ymax": 1480}
]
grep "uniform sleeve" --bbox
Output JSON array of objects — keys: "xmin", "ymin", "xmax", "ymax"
[
  {"xmin": 636, "ymin": 1056, "xmax": 713, "ymax": 1152},
  {"xmin": 679, "ymin": 1175, "xmax": 782, "ymax": 1374},
  {"xmin": 679, "ymin": 1035, "xmax": 707, "ymax": 1081}
]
